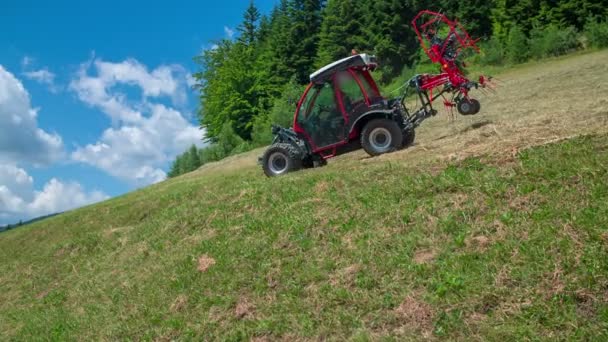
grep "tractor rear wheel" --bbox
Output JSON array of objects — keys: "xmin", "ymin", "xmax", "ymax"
[
  {"xmin": 262, "ymin": 143, "xmax": 302, "ymax": 177},
  {"xmin": 361, "ymin": 119, "xmax": 403, "ymax": 156}
]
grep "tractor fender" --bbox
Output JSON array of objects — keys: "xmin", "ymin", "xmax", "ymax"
[{"xmin": 348, "ymin": 110, "xmax": 400, "ymax": 136}]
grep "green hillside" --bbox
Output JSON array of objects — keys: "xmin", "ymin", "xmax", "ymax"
[{"xmin": 1, "ymin": 51, "xmax": 608, "ymax": 341}]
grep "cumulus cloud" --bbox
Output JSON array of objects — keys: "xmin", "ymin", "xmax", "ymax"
[
  {"xmin": 70, "ymin": 58, "xmax": 189, "ymax": 120},
  {"xmin": 69, "ymin": 58, "xmax": 204, "ymax": 185},
  {"xmin": 0, "ymin": 164, "xmax": 33, "ymax": 203},
  {"xmin": 0, "ymin": 164, "xmax": 108, "ymax": 225},
  {"xmin": 0, "ymin": 65, "xmax": 64, "ymax": 165},
  {"xmin": 72, "ymin": 104, "xmax": 201, "ymax": 185}
]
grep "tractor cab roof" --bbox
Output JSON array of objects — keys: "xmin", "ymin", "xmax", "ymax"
[{"xmin": 309, "ymin": 54, "xmax": 378, "ymax": 84}]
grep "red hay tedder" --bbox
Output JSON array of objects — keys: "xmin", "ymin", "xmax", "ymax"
[{"xmin": 260, "ymin": 10, "xmax": 493, "ymax": 177}]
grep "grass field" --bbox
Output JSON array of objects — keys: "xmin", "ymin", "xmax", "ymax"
[{"xmin": 1, "ymin": 50, "xmax": 608, "ymax": 341}]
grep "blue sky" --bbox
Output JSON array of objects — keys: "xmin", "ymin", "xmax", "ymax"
[{"xmin": 0, "ymin": 0, "xmax": 278, "ymax": 225}]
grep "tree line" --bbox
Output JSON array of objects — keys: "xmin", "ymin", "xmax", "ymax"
[
  {"xmin": 0, "ymin": 213, "xmax": 61, "ymax": 233},
  {"xmin": 168, "ymin": 0, "xmax": 608, "ymax": 178}
]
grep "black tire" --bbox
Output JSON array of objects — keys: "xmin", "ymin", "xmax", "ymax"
[
  {"xmin": 314, "ymin": 158, "xmax": 328, "ymax": 168},
  {"xmin": 261, "ymin": 143, "xmax": 302, "ymax": 177},
  {"xmin": 360, "ymin": 119, "xmax": 403, "ymax": 156},
  {"xmin": 457, "ymin": 99, "xmax": 480, "ymax": 115},
  {"xmin": 470, "ymin": 99, "xmax": 481, "ymax": 114},
  {"xmin": 402, "ymin": 129, "xmax": 416, "ymax": 148}
]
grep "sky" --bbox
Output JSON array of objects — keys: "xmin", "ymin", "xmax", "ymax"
[{"xmin": 0, "ymin": 0, "xmax": 278, "ymax": 225}]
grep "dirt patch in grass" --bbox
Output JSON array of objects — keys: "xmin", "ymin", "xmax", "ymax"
[
  {"xmin": 465, "ymin": 235, "xmax": 491, "ymax": 251},
  {"xmin": 394, "ymin": 295, "xmax": 434, "ymax": 333},
  {"xmin": 494, "ymin": 265, "xmax": 516, "ymax": 288},
  {"xmin": 235, "ymin": 297, "xmax": 254, "ymax": 319},
  {"xmin": 313, "ymin": 180, "xmax": 330, "ymax": 193},
  {"xmin": 574, "ymin": 289, "xmax": 599, "ymax": 319},
  {"xmin": 54, "ymin": 247, "xmax": 67, "ymax": 258},
  {"xmin": 35, "ymin": 289, "xmax": 50, "ymax": 300},
  {"xmin": 197, "ymin": 255, "xmax": 216, "ymax": 273},
  {"xmin": 330, "ymin": 264, "xmax": 361, "ymax": 287},
  {"xmin": 170, "ymin": 295, "xmax": 188, "ymax": 313},
  {"xmin": 601, "ymin": 232, "xmax": 608, "ymax": 247},
  {"xmin": 413, "ymin": 249, "xmax": 437, "ymax": 264}
]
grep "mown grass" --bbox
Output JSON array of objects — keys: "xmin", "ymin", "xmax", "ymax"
[{"xmin": 1, "ymin": 133, "xmax": 607, "ymax": 341}]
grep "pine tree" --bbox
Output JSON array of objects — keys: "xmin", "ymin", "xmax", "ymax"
[
  {"xmin": 185, "ymin": 145, "xmax": 201, "ymax": 171},
  {"xmin": 168, "ymin": 153, "xmax": 184, "ymax": 178},
  {"xmin": 288, "ymin": 0, "xmax": 325, "ymax": 83},
  {"xmin": 360, "ymin": 0, "xmax": 419, "ymax": 81},
  {"xmin": 196, "ymin": 2, "xmax": 266, "ymax": 141},
  {"xmin": 506, "ymin": 25, "xmax": 528, "ymax": 64},
  {"xmin": 238, "ymin": 0, "xmax": 261, "ymax": 46},
  {"xmin": 264, "ymin": 1, "xmax": 295, "ymax": 85},
  {"xmin": 438, "ymin": 0, "xmax": 495, "ymax": 39},
  {"xmin": 316, "ymin": 0, "xmax": 368, "ymax": 68},
  {"xmin": 257, "ymin": 14, "xmax": 271, "ymax": 43}
]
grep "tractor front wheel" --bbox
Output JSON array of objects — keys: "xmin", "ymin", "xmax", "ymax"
[
  {"xmin": 262, "ymin": 143, "xmax": 302, "ymax": 177},
  {"xmin": 361, "ymin": 119, "xmax": 403, "ymax": 156},
  {"xmin": 402, "ymin": 129, "xmax": 416, "ymax": 148}
]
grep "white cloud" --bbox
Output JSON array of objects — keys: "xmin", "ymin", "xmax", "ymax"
[
  {"xmin": 72, "ymin": 104, "xmax": 202, "ymax": 185},
  {"xmin": 0, "ymin": 65, "xmax": 106, "ymax": 226},
  {"xmin": 27, "ymin": 178, "xmax": 108, "ymax": 217},
  {"xmin": 186, "ymin": 73, "xmax": 197, "ymax": 88},
  {"xmin": 23, "ymin": 68, "xmax": 55, "ymax": 85},
  {"xmin": 200, "ymin": 44, "xmax": 219, "ymax": 54},
  {"xmin": 0, "ymin": 164, "xmax": 33, "ymax": 203},
  {"xmin": 224, "ymin": 26, "xmax": 235, "ymax": 39},
  {"xmin": 21, "ymin": 56, "xmax": 33, "ymax": 68},
  {"xmin": 23, "ymin": 68, "xmax": 60, "ymax": 93},
  {"xmin": 70, "ymin": 58, "xmax": 190, "ymax": 123},
  {"xmin": 0, "ymin": 65, "xmax": 64, "ymax": 166},
  {"xmin": 70, "ymin": 58, "xmax": 204, "ymax": 185},
  {"xmin": 0, "ymin": 164, "xmax": 108, "ymax": 225}
]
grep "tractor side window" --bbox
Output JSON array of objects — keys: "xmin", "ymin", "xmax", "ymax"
[
  {"xmin": 335, "ymin": 71, "xmax": 365, "ymax": 112},
  {"xmin": 355, "ymin": 70, "xmax": 380, "ymax": 99}
]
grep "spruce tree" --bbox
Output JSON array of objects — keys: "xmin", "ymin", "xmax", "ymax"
[
  {"xmin": 238, "ymin": 1, "xmax": 261, "ymax": 46},
  {"xmin": 168, "ymin": 153, "xmax": 184, "ymax": 178},
  {"xmin": 316, "ymin": 0, "xmax": 368, "ymax": 68},
  {"xmin": 288, "ymin": 0, "xmax": 325, "ymax": 83},
  {"xmin": 360, "ymin": 0, "xmax": 418, "ymax": 81},
  {"xmin": 506, "ymin": 25, "xmax": 528, "ymax": 64}
]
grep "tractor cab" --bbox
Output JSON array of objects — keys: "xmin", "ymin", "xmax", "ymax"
[{"xmin": 293, "ymin": 54, "xmax": 384, "ymax": 153}]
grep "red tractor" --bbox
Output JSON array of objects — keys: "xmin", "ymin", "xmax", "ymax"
[{"xmin": 260, "ymin": 11, "xmax": 489, "ymax": 177}]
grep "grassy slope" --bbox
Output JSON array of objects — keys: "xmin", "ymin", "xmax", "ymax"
[{"xmin": 1, "ymin": 52, "xmax": 608, "ymax": 341}]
